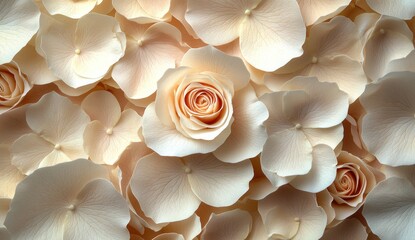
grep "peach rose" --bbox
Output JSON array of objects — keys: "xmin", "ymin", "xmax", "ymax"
[
  {"xmin": 326, "ymin": 151, "xmax": 376, "ymax": 223},
  {"xmin": 142, "ymin": 46, "xmax": 268, "ymax": 162},
  {"xmin": 0, "ymin": 62, "xmax": 30, "ymax": 115}
]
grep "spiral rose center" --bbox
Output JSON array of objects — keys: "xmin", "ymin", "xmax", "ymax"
[
  {"xmin": 332, "ymin": 164, "xmax": 364, "ymax": 199},
  {"xmin": 182, "ymin": 82, "xmax": 224, "ymax": 124}
]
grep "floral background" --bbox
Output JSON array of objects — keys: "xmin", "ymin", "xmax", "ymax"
[{"xmin": 1, "ymin": 0, "xmax": 415, "ymax": 239}]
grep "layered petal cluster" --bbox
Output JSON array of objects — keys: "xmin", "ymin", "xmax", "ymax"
[
  {"xmin": 362, "ymin": 15, "xmax": 414, "ymax": 81},
  {"xmin": 260, "ymin": 77, "xmax": 348, "ymax": 192},
  {"xmin": 82, "ymin": 90, "xmax": 142, "ymax": 165},
  {"xmin": 185, "ymin": 0, "xmax": 306, "ymax": 71},
  {"xmin": 112, "ymin": 15, "xmax": 187, "ymax": 100},
  {"xmin": 142, "ymin": 46, "xmax": 268, "ymax": 163},
  {"xmin": 130, "ymin": 153, "xmax": 253, "ymax": 223},
  {"xmin": 0, "ymin": 0, "xmax": 40, "ymax": 65},
  {"xmin": 258, "ymin": 185, "xmax": 327, "ymax": 239},
  {"xmin": 4, "ymin": 159, "xmax": 130, "ymax": 240},
  {"xmin": 12, "ymin": 92, "xmax": 90, "ymax": 175},
  {"xmin": 360, "ymin": 72, "xmax": 415, "ymax": 166},
  {"xmin": 113, "ymin": 0, "xmax": 172, "ymax": 23},
  {"xmin": 42, "ymin": 0, "xmax": 102, "ymax": 19},
  {"xmin": 37, "ymin": 13, "xmax": 126, "ymax": 88},
  {"xmin": 265, "ymin": 16, "xmax": 366, "ymax": 103},
  {"xmin": 0, "ymin": 62, "xmax": 31, "ymax": 114}
]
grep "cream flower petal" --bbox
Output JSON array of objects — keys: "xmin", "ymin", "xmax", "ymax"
[
  {"xmin": 0, "ymin": 107, "xmax": 30, "ymax": 145},
  {"xmin": 186, "ymin": 153, "xmax": 253, "ymax": 207},
  {"xmin": 42, "ymin": 0, "xmax": 99, "ymax": 19},
  {"xmin": 113, "ymin": 0, "xmax": 171, "ymax": 23},
  {"xmin": 84, "ymin": 110, "xmax": 141, "ymax": 165},
  {"xmin": 385, "ymin": 49, "xmax": 415, "ymax": 74},
  {"xmin": 238, "ymin": 0, "xmax": 306, "ymax": 71},
  {"xmin": 113, "ymin": 17, "xmax": 185, "ymax": 99},
  {"xmin": 366, "ymin": 0, "xmax": 415, "ymax": 20},
  {"xmin": 11, "ymin": 133, "xmax": 56, "ymax": 175},
  {"xmin": 302, "ymin": 124, "xmax": 343, "ymax": 149},
  {"xmin": 281, "ymin": 77, "xmax": 349, "ymax": 128},
  {"xmin": 130, "ymin": 153, "xmax": 201, "ymax": 223},
  {"xmin": 201, "ymin": 210, "xmax": 252, "ymax": 240},
  {"xmin": 0, "ymin": 145, "xmax": 24, "ymax": 198},
  {"xmin": 213, "ymin": 85, "xmax": 268, "ymax": 163},
  {"xmin": 185, "ymin": 0, "xmax": 305, "ymax": 71},
  {"xmin": 160, "ymin": 214, "xmax": 201, "ymax": 240},
  {"xmin": 185, "ymin": 0, "xmax": 253, "ymax": 45},
  {"xmin": 297, "ymin": 0, "xmax": 351, "ymax": 26},
  {"xmin": 81, "ymin": 91, "xmax": 121, "ymax": 127},
  {"xmin": 290, "ymin": 144, "xmax": 337, "ymax": 193},
  {"xmin": 40, "ymin": 13, "xmax": 126, "ymax": 88},
  {"xmin": 321, "ymin": 218, "xmax": 368, "ymax": 240},
  {"xmin": 26, "ymin": 92, "xmax": 90, "ymax": 146},
  {"xmin": 363, "ymin": 16, "xmax": 414, "ymax": 81},
  {"xmin": 4, "ymin": 160, "xmax": 130, "ymax": 240},
  {"xmin": 142, "ymin": 103, "xmax": 231, "ymax": 156},
  {"xmin": 258, "ymin": 186, "xmax": 327, "ymax": 240},
  {"xmin": 181, "ymin": 46, "xmax": 250, "ymax": 91},
  {"xmin": 14, "ymin": 44, "xmax": 56, "ymax": 85},
  {"xmin": 0, "ymin": 0, "xmax": 40, "ymax": 65},
  {"xmin": 153, "ymin": 233, "xmax": 184, "ymax": 240},
  {"xmin": 360, "ymin": 73, "xmax": 415, "ymax": 166},
  {"xmin": 261, "ymin": 129, "xmax": 313, "ymax": 177},
  {"xmin": 363, "ymin": 177, "xmax": 415, "ymax": 240}
]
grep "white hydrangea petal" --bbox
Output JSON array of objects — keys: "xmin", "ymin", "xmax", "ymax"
[
  {"xmin": 81, "ymin": 90, "xmax": 121, "ymax": 128},
  {"xmin": 366, "ymin": 0, "xmax": 415, "ymax": 20},
  {"xmin": 239, "ymin": 0, "xmax": 306, "ymax": 71},
  {"xmin": 363, "ymin": 177, "xmax": 415, "ymax": 240},
  {"xmin": 0, "ymin": 0, "xmax": 40, "ymax": 64},
  {"xmin": 297, "ymin": 0, "xmax": 351, "ymax": 26},
  {"xmin": 321, "ymin": 218, "xmax": 368, "ymax": 240},
  {"xmin": 0, "ymin": 145, "xmax": 24, "ymax": 198},
  {"xmin": 42, "ymin": 0, "xmax": 98, "ymax": 19},
  {"xmin": 130, "ymin": 153, "xmax": 201, "ymax": 223},
  {"xmin": 186, "ymin": 154, "xmax": 253, "ymax": 207},
  {"xmin": 290, "ymin": 145, "xmax": 337, "ymax": 193}
]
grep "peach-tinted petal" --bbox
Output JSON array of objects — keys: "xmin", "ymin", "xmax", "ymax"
[
  {"xmin": 142, "ymin": 103, "xmax": 231, "ymax": 156},
  {"xmin": 214, "ymin": 85, "xmax": 268, "ymax": 163},
  {"xmin": 81, "ymin": 90, "xmax": 121, "ymax": 127},
  {"xmin": 201, "ymin": 210, "xmax": 252, "ymax": 240}
]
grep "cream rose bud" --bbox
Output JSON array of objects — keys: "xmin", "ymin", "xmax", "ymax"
[
  {"xmin": 0, "ymin": 62, "xmax": 31, "ymax": 115},
  {"xmin": 142, "ymin": 46, "xmax": 268, "ymax": 162},
  {"xmin": 326, "ymin": 151, "xmax": 377, "ymax": 223}
]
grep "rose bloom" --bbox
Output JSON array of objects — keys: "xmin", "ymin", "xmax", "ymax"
[
  {"xmin": 324, "ymin": 151, "xmax": 377, "ymax": 224},
  {"xmin": 0, "ymin": 62, "xmax": 30, "ymax": 115},
  {"xmin": 142, "ymin": 46, "xmax": 268, "ymax": 162}
]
